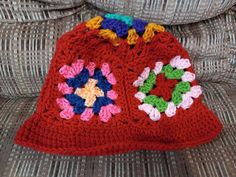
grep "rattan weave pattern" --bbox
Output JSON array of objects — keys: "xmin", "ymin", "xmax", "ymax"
[{"xmin": 0, "ymin": 83, "xmax": 235, "ymax": 177}]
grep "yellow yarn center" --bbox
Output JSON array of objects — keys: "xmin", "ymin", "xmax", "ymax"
[{"xmin": 75, "ymin": 79, "xmax": 104, "ymax": 107}]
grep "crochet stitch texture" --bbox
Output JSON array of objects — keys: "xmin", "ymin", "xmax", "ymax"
[
  {"xmin": 57, "ymin": 61, "xmax": 120, "ymax": 122},
  {"xmin": 14, "ymin": 13, "xmax": 223, "ymax": 156}
]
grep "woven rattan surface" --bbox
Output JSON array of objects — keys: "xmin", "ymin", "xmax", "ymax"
[{"xmin": 0, "ymin": 83, "xmax": 235, "ymax": 177}]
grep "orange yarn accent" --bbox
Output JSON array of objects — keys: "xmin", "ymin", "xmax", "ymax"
[
  {"xmin": 85, "ymin": 16, "xmax": 165, "ymax": 45},
  {"xmin": 75, "ymin": 79, "xmax": 104, "ymax": 107},
  {"xmin": 149, "ymin": 23, "xmax": 165, "ymax": 32},
  {"xmin": 85, "ymin": 16, "xmax": 103, "ymax": 30},
  {"xmin": 127, "ymin": 29, "xmax": 139, "ymax": 45},
  {"xmin": 98, "ymin": 29, "xmax": 120, "ymax": 46},
  {"xmin": 143, "ymin": 23, "xmax": 165, "ymax": 43}
]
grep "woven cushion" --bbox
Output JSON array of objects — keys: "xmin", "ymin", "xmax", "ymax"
[
  {"xmin": 0, "ymin": 8, "xmax": 235, "ymax": 97},
  {"xmin": 86, "ymin": 0, "xmax": 236, "ymax": 24},
  {"xmin": 0, "ymin": 0, "xmax": 84, "ymax": 22},
  {"xmin": 0, "ymin": 5, "xmax": 94, "ymax": 97},
  {"xmin": 38, "ymin": 0, "xmax": 83, "ymax": 5}
]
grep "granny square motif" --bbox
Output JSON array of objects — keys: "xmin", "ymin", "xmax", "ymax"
[{"xmin": 15, "ymin": 13, "xmax": 223, "ymax": 156}]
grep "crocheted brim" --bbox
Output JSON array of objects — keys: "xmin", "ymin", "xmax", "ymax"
[
  {"xmin": 14, "ymin": 14, "xmax": 223, "ymax": 156},
  {"xmin": 15, "ymin": 103, "xmax": 222, "ymax": 156}
]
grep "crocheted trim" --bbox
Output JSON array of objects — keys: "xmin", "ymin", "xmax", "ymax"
[
  {"xmin": 57, "ymin": 60, "xmax": 121, "ymax": 122},
  {"xmin": 85, "ymin": 13, "xmax": 165, "ymax": 46},
  {"xmin": 133, "ymin": 56, "xmax": 202, "ymax": 121}
]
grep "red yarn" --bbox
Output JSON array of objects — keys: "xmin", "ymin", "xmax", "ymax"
[
  {"xmin": 149, "ymin": 73, "xmax": 178, "ymax": 100},
  {"xmin": 14, "ymin": 23, "xmax": 223, "ymax": 156}
]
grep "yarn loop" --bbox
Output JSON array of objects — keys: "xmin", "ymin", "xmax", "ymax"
[
  {"xmin": 134, "ymin": 57, "xmax": 202, "ymax": 120},
  {"xmin": 86, "ymin": 13, "xmax": 165, "ymax": 46}
]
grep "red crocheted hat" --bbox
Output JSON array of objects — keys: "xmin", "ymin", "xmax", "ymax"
[{"xmin": 15, "ymin": 14, "xmax": 223, "ymax": 156}]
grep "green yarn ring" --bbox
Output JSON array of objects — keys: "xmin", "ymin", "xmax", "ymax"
[{"xmin": 138, "ymin": 64, "xmax": 191, "ymax": 111}]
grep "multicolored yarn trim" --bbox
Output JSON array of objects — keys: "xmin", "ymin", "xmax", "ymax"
[
  {"xmin": 133, "ymin": 55, "xmax": 202, "ymax": 121},
  {"xmin": 57, "ymin": 59, "xmax": 121, "ymax": 122},
  {"xmin": 85, "ymin": 13, "xmax": 165, "ymax": 46}
]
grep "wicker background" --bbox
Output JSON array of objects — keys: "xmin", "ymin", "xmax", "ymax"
[{"xmin": 0, "ymin": 0, "xmax": 236, "ymax": 177}]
